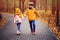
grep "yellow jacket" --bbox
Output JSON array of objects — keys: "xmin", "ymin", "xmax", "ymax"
[{"xmin": 24, "ymin": 8, "xmax": 39, "ymax": 21}]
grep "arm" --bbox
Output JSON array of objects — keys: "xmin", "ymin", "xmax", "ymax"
[
  {"xmin": 34, "ymin": 9, "xmax": 41, "ymax": 17},
  {"xmin": 35, "ymin": 12, "xmax": 40, "ymax": 17},
  {"xmin": 33, "ymin": 8, "xmax": 40, "ymax": 17},
  {"xmin": 23, "ymin": 9, "xmax": 28, "ymax": 18}
]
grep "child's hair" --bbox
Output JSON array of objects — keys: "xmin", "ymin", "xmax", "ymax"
[{"xmin": 15, "ymin": 8, "xmax": 23, "ymax": 18}]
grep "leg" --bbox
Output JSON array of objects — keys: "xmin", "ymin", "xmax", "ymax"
[
  {"xmin": 16, "ymin": 23, "xmax": 21, "ymax": 35},
  {"xmin": 17, "ymin": 23, "xmax": 21, "ymax": 31},
  {"xmin": 32, "ymin": 20, "xmax": 36, "ymax": 32},
  {"xmin": 29, "ymin": 21, "xmax": 33, "ymax": 32},
  {"xmin": 32, "ymin": 20, "xmax": 36, "ymax": 35}
]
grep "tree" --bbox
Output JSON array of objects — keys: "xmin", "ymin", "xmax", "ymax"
[
  {"xmin": 0, "ymin": 13, "xmax": 2, "ymax": 20},
  {"xmin": 56, "ymin": 0, "xmax": 60, "ymax": 26},
  {"xmin": 52, "ymin": 0, "xmax": 55, "ymax": 15}
]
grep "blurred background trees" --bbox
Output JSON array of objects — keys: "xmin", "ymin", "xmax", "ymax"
[{"xmin": 0, "ymin": 13, "xmax": 2, "ymax": 20}]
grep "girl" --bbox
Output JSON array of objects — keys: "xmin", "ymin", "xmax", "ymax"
[{"xmin": 14, "ymin": 8, "xmax": 24, "ymax": 35}]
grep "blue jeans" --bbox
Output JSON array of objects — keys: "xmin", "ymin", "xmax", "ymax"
[
  {"xmin": 17, "ymin": 23, "xmax": 21, "ymax": 31},
  {"xmin": 29, "ymin": 20, "xmax": 36, "ymax": 32}
]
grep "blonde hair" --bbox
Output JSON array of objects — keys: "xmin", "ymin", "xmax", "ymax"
[{"xmin": 15, "ymin": 8, "xmax": 22, "ymax": 18}]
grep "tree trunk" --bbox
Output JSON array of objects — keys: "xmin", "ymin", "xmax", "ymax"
[
  {"xmin": 0, "ymin": 14, "xmax": 2, "ymax": 20},
  {"xmin": 52, "ymin": 0, "xmax": 55, "ymax": 15},
  {"xmin": 56, "ymin": 0, "xmax": 59, "ymax": 26}
]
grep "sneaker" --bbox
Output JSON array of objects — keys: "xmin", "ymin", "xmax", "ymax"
[
  {"xmin": 31, "ymin": 30, "xmax": 36, "ymax": 35},
  {"xmin": 32, "ymin": 32, "xmax": 36, "ymax": 35},
  {"xmin": 17, "ymin": 31, "xmax": 20, "ymax": 35}
]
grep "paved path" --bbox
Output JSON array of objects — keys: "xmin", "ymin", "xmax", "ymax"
[{"xmin": 0, "ymin": 13, "xmax": 57, "ymax": 40}]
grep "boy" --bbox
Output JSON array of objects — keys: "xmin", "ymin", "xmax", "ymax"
[{"xmin": 24, "ymin": 2, "xmax": 40, "ymax": 35}]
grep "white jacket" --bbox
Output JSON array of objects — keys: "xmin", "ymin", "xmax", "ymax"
[{"xmin": 14, "ymin": 15, "xmax": 24, "ymax": 23}]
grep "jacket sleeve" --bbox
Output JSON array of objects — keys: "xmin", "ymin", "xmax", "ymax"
[
  {"xmin": 23, "ymin": 9, "xmax": 28, "ymax": 17},
  {"xmin": 34, "ymin": 8, "xmax": 40, "ymax": 17}
]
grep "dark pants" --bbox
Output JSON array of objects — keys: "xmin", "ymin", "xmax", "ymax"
[
  {"xmin": 29, "ymin": 20, "xmax": 36, "ymax": 32},
  {"xmin": 17, "ymin": 23, "xmax": 21, "ymax": 31}
]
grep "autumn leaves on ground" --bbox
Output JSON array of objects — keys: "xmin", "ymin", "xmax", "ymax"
[
  {"xmin": 0, "ymin": 10, "xmax": 60, "ymax": 40},
  {"xmin": 38, "ymin": 10, "xmax": 60, "ymax": 40},
  {"xmin": 0, "ymin": 14, "xmax": 6, "ymax": 28}
]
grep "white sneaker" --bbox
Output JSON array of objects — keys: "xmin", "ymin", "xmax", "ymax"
[{"xmin": 17, "ymin": 31, "xmax": 21, "ymax": 35}]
